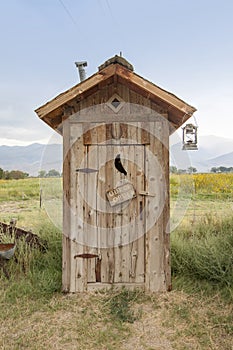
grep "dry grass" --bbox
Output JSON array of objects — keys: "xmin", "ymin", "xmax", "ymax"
[
  {"xmin": 0, "ymin": 178, "xmax": 232, "ymax": 350},
  {"xmin": 0, "ymin": 291, "xmax": 232, "ymax": 350}
]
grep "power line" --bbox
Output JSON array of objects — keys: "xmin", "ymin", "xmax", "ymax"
[
  {"xmin": 105, "ymin": 0, "xmax": 113, "ymax": 14},
  {"xmin": 98, "ymin": 0, "xmax": 117, "ymax": 23},
  {"xmin": 58, "ymin": 0, "xmax": 78, "ymax": 27},
  {"xmin": 105, "ymin": 0, "xmax": 117, "ymax": 23}
]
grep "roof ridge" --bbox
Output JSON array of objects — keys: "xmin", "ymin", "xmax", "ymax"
[{"xmin": 98, "ymin": 55, "xmax": 134, "ymax": 72}]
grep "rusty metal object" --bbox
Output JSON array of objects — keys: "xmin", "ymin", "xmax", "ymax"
[
  {"xmin": 0, "ymin": 222, "xmax": 47, "ymax": 251},
  {"xmin": 74, "ymin": 253, "xmax": 99, "ymax": 259},
  {"xmin": 0, "ymin": 243, "xmax": 16, "ymax": 260},
  {"xmin": 95, "ymin": 257, "xmax": 101, "ymax": 282},
  {"xmin": 76, "ymin": 168, "xmax": 98, "ymax": 173}
]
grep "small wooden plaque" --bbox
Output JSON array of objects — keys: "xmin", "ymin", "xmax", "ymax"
[{"xmin": 106, "ymin": 182, "xmax": 136, "ymax": 207}]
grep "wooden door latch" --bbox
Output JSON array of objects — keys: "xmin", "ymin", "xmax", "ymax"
[{"xmin": 139, "ymin": 191, "xmax": 156, "ymax": 197}]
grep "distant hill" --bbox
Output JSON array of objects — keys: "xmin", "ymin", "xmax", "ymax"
[
  {"xmin": 206, "ymin": 151, "xmax": 233, "ymax": 168},
  {"xmin": 169, "ymin": 135, "xmax": 233, "ymax": 172},
  {"xmin": 0, "ymin": 135, "xmax": 232, "ymax": 175},
  {"xmin": 0, "ymin": 143, "xmax": 62, "ymax": 176}
]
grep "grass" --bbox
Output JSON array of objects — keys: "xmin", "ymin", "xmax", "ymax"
[
  {"xmin": 0, "ymin": 176, "xmax": 232, "ymax": 349},
  {"xmin": 103, "ymin": 288, "xmax": 144, "ymax": 324},
  {"xmin": 0, "ymin": 178, "xmax": 40, "ymax": 202},
  {"xmin": 0, "ymin": 222, "xmax": 62, "ymax": 302},
  {"xmin": 170, "ymin": 173, "xmax": 233, "ymax": 200},
  {"xmin": 171, "ymin": 215, "xmax": 233, "ymax": 302},
  {"xmin": 1, "ymin": 289, "xmax": 232, "ymax": 349}
]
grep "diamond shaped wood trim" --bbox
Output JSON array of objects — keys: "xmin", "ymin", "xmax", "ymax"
[{"xmin": 107, "ymin": 93, "xmax": 125, "ymax": 113}]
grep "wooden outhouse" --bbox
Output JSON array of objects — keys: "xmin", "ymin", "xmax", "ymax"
[{"xmin": 35, "ymin": 55, "xmax": 196, "ymax": 293}]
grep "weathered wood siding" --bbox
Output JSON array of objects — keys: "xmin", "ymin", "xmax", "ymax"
[{"xmin": 62, "ymin": 84, "xmax": 171, "ymax": 293}]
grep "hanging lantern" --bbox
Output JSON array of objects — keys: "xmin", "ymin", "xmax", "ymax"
[{"xmin": 182, "ymin": 123, "xmax": 198, "ymax": 150}]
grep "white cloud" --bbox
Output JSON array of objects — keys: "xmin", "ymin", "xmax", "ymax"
[{"xmin": 0, "ymin": 114, "xmax": 57, "ymax": 144}]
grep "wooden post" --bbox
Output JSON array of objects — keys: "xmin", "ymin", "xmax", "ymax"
[{"xmin": 39, "ymin": 189, "xmax": 42, "ymax": 209}]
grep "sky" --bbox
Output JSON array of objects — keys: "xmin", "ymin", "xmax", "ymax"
[{"xmin": 0, "ymin": 0, "xmax": 233, "ymax": 146}]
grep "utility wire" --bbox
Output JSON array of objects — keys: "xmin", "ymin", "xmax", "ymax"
[
  {"xmin": 98, "ymin": 0, "xmax": 117, "ymax": 24},
  {"xmin": 105, "ymin": 0, "xmax": 113, "ymax": 16},
  {"xmin": 58, "ymin": 0, "xmax": 78, "ymax": 27}
]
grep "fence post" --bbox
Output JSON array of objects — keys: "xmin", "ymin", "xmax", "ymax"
[{"xmin": 40, "ymin": 189, "xmax": 42, "ymax": 208}]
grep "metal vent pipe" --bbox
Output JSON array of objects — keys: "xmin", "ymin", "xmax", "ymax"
[{"xmin": 75, "ymin": 61, "xmax": 87, "ymax": 82}]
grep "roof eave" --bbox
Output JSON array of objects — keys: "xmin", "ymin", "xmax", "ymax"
[
  {"xmin": 35, "ymin": 62, "xmax": 196, "ymax": 131},
  {"xmin": 35, "ymin": 64, "xmax": 117, "ymax": 120}
]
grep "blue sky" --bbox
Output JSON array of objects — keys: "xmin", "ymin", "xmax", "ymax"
[{"xmin": 0, "ymin": 0, "xmax": 233, "ymax": 145}]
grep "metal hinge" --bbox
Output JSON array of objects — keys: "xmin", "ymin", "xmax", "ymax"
[
  {"xmin": 129, "ymin": 251, "xmax": 138, "ymax": 278},
  {"xmin": 74, "ymin": 253, "xmax": 98, "ymax": 259},
  {"xmin": 76, "ymin": 168, "xmax": 98, "ymax": 173},
  {"xmin": 74, "ymin": 253, "xmax": 102, "ymax": 260}
]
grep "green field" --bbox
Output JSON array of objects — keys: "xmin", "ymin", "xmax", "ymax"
[{"xmin": 0, "ymin": 176, "xmax": 232, "ymax": 349}]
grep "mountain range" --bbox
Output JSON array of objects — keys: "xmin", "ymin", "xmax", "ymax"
[
  {"xmin": 170, "ymin": 135, "xmax": 233, "ymax": 172},
  {"xmin": 0, "ymin": 135, "xmax": 232, "ymax": 175},
  {"xmin": 0, "ymin": 143, "xmax": 63, "ymax": 176}
]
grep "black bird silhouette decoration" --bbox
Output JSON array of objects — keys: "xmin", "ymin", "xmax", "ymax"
[{"xmin": 114, "ymin": 154, "xmax": 127, "ymax": 176}]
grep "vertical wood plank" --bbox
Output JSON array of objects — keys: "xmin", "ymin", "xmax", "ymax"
[
  {"xmin": 112, "ymin": 150, "xmax": 124, "ymax": 284},
  {"xmin": 119, "ymin": 144, "xmax": 131, "ymax": 283},
  {"xmin": 72, "ymin": 123, "xmax": 86, "ymax": 292},
  {"xmin": 62, "ymin": 119, "xmax": 71, "ymax": 292},
  {"xmin": 145, "ymin": 121, "xmax": 167, "ymax": 292},
  {"xmin": 86, "ymin": 144, "xmax": 98, "ymax": 283},
  {"xmin": 105, "ymin": 145, "xmax": 115, "ymax": 284},
  {"xmin": 134, "ymin": 142, "xmax": 145, "ymax": 283},
  {"xmin": 70, "ymin": 124, "xmax": 80, "ymax": 292},
  {"xmin": 162, "ymin": 119, "xmax": 171, "ymax": 290},
  {"xmin": 97, "ymin": 145, "xmax": 108, "ymax": 282},
  {"xmin": 128, "ymin": 144, "xmax": 138, "ymax": 283}
]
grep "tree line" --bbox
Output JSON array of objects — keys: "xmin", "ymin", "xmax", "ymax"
[
  {"xmin": 38, "ymin": 169, "xmax": 61, "ymax": 177},
  {"xmin": 1, "ymin": 166, "xmax": 231, "ymax": 179},
  {"xmin": 210, "ymin": 166, "xmax": 233, "ymax": 173},
  {"xmin": 0, "ymin": 168, "xmax": 61, "ymax": 179},
  {"xmin": 0, "ymin": 168, "xmax": 29, "ymax": 180},
  {"xmin": 170, "ymin": 166, "xmax": 197, "ymax": 174},
  {"xmin": 170, "ymin": 166, "xmax": 233, "ymax": 174}
]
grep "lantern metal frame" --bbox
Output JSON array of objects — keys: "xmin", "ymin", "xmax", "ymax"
[{"xmin": 182, "ymin": 123, "xmax": 198, "ymax": 150}]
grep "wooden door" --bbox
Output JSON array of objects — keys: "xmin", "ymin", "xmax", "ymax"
[{"xmin": 84, "ymin": 144, "xmax": 146, "ymax": 285}]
